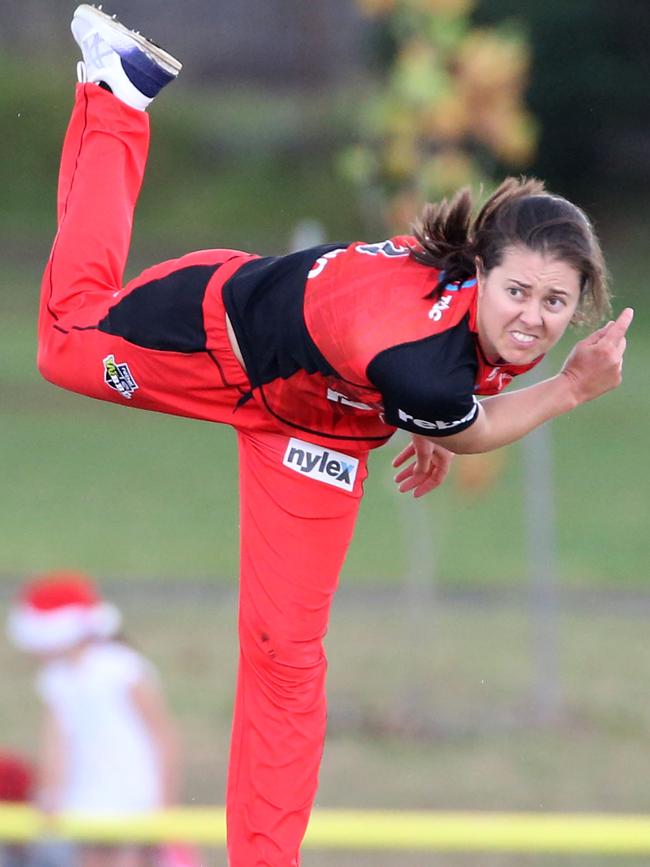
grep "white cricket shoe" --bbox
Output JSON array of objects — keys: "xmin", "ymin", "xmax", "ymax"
[{"xmin": 71, "ymin": 4, "xmax": 182, "ymax": 111}]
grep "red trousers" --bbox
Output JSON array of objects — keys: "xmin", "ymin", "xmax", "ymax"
[{"xmin": 38, "ymin": 84, "xmax": 369, "ymax": 866}]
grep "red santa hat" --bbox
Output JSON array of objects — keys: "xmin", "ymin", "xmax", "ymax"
[{"xmin": 7, "ymin": 571, "xmax": 121, "ymax": 653}]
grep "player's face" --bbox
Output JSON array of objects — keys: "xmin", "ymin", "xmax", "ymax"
[{"xmin": 475, "ymin": 246, "xmax": 581, "ymax": 364}]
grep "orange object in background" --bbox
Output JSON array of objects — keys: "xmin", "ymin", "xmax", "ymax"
[{"xmin": 454, "ymin": 450, "xmax": 507, "ymax": 497}]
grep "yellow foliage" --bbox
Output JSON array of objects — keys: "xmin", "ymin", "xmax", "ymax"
[
  {"xmin": 422, "ymin": 89, "xmax": 471, "ymax": 141},
  {"xmin": 457, "ymin": 29, "xmax": 529, "ymax": 95},
  {"xmin": 351, "ymin": 0, "xmax": 536, "ymax": 224},
  {"xmin": 469, "ymin": 98, "xmax": 536, "ymax": 165}
]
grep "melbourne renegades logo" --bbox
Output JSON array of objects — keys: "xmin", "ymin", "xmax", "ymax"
[{"xmin": 103, "ymin": 354, "xmax": 139, "ymax": 400}]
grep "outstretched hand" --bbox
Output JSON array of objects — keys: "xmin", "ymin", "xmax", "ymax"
[
  {"xmin": 392, "ymin": 434, "xmax": 455, "ymax": 498},
  {"xmin": 561, "ymin": 307, "xmax": 634, "ymax": 404}
]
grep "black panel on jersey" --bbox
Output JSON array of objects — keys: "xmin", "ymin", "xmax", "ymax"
[
  {"xmin": 97, "ymin": 264, "xmax": 219, "ymax": 352},
  {"xmin": 367, "ymin": 315, "xmax": 480, "ymax": 437},
  {"xmin": 222, "ymin": 245, "xmax": 344, "ymax": 388}
]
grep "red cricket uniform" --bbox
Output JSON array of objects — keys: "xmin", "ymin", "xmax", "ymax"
[{"xmin": 38, "ymin": 84, "xmax": 540, "ymax": 866}]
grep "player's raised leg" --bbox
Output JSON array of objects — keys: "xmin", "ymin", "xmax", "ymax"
[
  {"xmin": 39, "ymin": 5, "xmax": 181, "ymax": 336},
  {"xmin": 38, "ymin": 7, "xmax": 261, "ymax": 424}
]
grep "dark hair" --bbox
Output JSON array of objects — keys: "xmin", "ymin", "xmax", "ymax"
[{"xmin": 411, "ymin": 177, "xmax": 610, "ymax": 325}]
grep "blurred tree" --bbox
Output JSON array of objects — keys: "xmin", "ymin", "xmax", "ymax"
[{"xmin": 343, "ymin": 0, "xmax": 536, "ymax": 232}]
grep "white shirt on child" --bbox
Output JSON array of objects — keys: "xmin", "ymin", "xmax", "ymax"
[{"xmin": 37, "ymin": 640, "xmax": 160, "ymax": 814}]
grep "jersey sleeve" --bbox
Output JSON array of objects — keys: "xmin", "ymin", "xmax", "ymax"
[{"xmin": 367, "ymin": 325, "xmax": 480, "ymax": 437}]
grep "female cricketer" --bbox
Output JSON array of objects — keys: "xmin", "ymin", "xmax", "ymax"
[{"xmin": 37, "ymin": 6, "xmax": 633, "ymax": 865}]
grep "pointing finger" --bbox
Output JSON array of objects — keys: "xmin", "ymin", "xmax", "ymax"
[
  {"xmin": 586, "ymin": 320, "xmax": 613, "ymax": 345},
  {"xmin": 605, "ymin": 307, "xmax": 634, "ymax": 342}
]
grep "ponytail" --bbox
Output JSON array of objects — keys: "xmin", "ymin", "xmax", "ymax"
[{"xmin": 411, "ymin": 187, "xmax": 476, "ymax": 291}]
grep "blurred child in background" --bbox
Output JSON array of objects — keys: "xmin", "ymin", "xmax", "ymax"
[{"xmin": 6, "ymin": 571, "xmax": 182, "ymax": 867}]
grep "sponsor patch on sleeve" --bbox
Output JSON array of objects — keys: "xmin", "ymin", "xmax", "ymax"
[
  {"xmin": 103, "ymin": 354, "xmax": 138, "ymax": 400},
  {"xmin": 282, "ymin": 438, "xmax": 359, "ymax": 492}
]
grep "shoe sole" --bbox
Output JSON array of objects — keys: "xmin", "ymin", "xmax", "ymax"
[{"xmin": 73, "ymin": 4, "xmax": 182, "ymax": 77}]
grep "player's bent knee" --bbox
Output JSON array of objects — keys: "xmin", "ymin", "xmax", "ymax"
[
  {"xmin": 243, "ymin": 628, "xmax": 327, "ymax": 698},
  {"xmin": 36, "ymin": 339, "xmax": 96, "ymax": 399}
]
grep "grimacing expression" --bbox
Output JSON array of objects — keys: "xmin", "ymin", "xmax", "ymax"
[{"xmin": 475, "ymin": 246, "xmax": 582, "ymax": 365}]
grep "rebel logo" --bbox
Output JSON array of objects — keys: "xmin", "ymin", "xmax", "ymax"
[
  {"xmin": 397, "ymin": 401, "xmax": 478, "ymax": 431},
  {"xmin": 283, "ymin": 438, "xmax": 359, "ymax": 492}
]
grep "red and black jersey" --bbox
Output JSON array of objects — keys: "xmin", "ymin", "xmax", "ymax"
[{"xmin": 222, "ymin": 236, "xmax": 542, "ymax": 448}]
